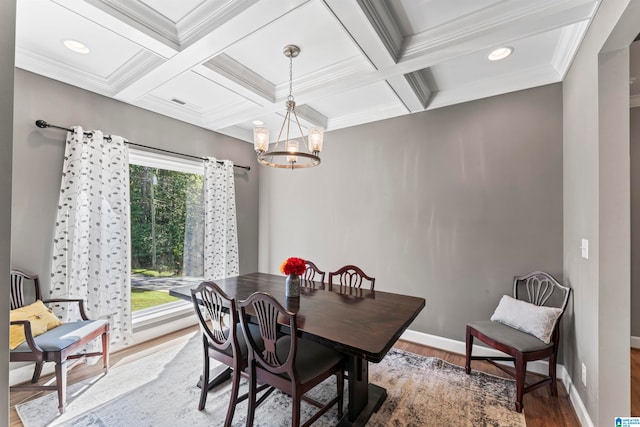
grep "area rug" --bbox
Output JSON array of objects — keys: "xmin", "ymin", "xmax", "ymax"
[{"xmin": 16, "ymin": 332, "xmax": 525, "ymax": 427}]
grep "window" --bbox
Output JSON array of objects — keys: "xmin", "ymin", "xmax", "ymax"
[{"xmin": 128, "ymin": 149, "xmax": 205, "ymax": 315}]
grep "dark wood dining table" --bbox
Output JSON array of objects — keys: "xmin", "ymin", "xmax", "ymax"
[{"xmin": 169, "ymin": 272, "xmax": 425, "ymax": 427}]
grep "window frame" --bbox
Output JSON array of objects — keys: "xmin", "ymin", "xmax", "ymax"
[{"xmin": 128, "ymin": 147, "xmax": 204, "ymax": 325}]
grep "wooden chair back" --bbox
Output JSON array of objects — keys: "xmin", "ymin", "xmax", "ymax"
[
  {"xmin": 513, "ymin": 271, "xmax": 570, "ymax": 312},
  {"xmin": 191, "ymin": 280, "xmax": 259, "ymax": 421},
  {"xmin": 239, "ymin": 292, "xmax": 298, "ymax": 379},
  {"xmin": 327, "ymin": 265, "xmax": 375, "ymax": 291},
  {"xmin": 238, "ymin": 291, "xmax": 344, "ymax": 427},
  {"xmin": 10, "ymin": 270, "xmax": 42, "ymax": 310},
  {"xmin": 302, "ymin": 260, "xmax": 325, "ymax": 283},
  {"xmin": 191, "ymin": 281, "xmax": 240, "ymax": 362}
]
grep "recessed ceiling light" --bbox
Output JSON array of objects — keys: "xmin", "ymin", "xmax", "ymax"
[
  {"xmin": 252, "ymin": 120, "xmax": 264, "ymax": 126},
  {"xmin": 63, "ymin": 39, "xmax": 90, "ymax": 54},
  {"xmin": 488, "ymin": 47, "xmax": 513, "ymax": 61}
]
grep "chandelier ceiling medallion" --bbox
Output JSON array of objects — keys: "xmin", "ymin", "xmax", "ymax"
[{"xmin": 253, "ymin": 44, "xmax": 324, "ymax": 169}]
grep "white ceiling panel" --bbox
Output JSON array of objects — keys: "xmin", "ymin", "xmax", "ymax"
[
  {"xmin": 14, "ymin": 0, "xmax": 602, "ymax": 143},
  {"xmin": 151, "ymin": 70, "xmax": 244, "ymax": 112},
  {"xmin": 429, "ymin": 27, "xmax": 562, "ymax": 92},
  {"xmin": 310, "ymin": 81, "xmax": 406, "ymax": 129},
  {"xmin": 16, "ymin": 0, "xmax": 143, "ymax": 78},
  {"xmin": 388, "ymin": 0, "xmax": 502, "ymax": 37},
  {"xmin": 139, "ymin": 0, "xmax": 208, "ymax": 23},
  {"xmin": 224, "ymin": 0, "xmax": 366, "ymax": 86}
]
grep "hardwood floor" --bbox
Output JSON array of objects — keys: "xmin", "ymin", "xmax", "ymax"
[
  {"xmin": 632, "ymin": 348, "xmax": 640, "ymax": 417},
  {"xmin": 10, "ymin": 326, "xmax": 587, "ymax": 426},
  {"xmin": 394, "ymin": 340, "xmax": 581, "ymax": 427}
]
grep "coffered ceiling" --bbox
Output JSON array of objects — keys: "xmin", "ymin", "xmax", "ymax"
[{"xmin": 15, "ymin": 0, "xmax": 601, "ymax": 143}]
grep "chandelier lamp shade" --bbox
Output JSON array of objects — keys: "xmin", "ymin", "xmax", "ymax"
[{"xmin": 253, "ymin": 45, "xmax": 324, "ymax": 169}]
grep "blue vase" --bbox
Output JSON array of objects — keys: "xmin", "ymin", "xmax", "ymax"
[{"xmin": 285, "ymin": 274, "xmax": 301, "ymax": 298}]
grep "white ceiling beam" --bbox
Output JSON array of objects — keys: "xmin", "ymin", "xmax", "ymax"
[
  {"xmin": 323, "ymin": 0, "xmax": 430, "ymax": 112},
  {"xmin": 113, "ymin": 0, "xmax": 311, "ymax": 103},
  {"xmin": 354, "ymin": 0, "xmax": 403, "ymax": 62},
  {"xmin": 294, "ymin": 104, "xmax": 328, "ymax": 129},
  {"xmin": 198, "ymin": 54, "xmax": 275, "ymax": 104},
  {"xmin": 300, "ymin": 1, "xmax": 596, "ymax": 102},
  {"xmin": 387, "ymin": 72, "xmax": 432, "ymax": 112},
  {"xmin": 202, "ymin": 0, "xmax": 595, "ymax": 131}
]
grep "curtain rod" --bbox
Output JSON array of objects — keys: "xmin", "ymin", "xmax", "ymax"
[{"xmin": 35, "ymin": 120, "xmax": 250, "ymax": 171}]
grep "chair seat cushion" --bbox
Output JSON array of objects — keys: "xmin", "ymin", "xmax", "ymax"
[
  {"xmin": 10, "ymin": 319, "xmax": 108, "ymax": 353},
  {"xmin": 276, "ymin": 336, "xmax": 343, "ymax": 383},
  {"xmin": 468, "ymin": 320, "xmax": 554, "ymax": 353}
]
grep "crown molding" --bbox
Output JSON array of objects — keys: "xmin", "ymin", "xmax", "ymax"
[
  {"xmin": 202, "ymin": 54, "xmax": 275, "ymax": 104},
  {"xmin": 274, "ymin": 56, "xmax": 372, "ymax": 101},
  {"xmin": 137, "ymin": 94, "xmax": 207, "ymax": 123},
  {"xmin": 109, "ymin": 51, "xmax": 166, "ymax": 95},
  {"xmin": 551, "ymin": 20, "xmax": 590, "ymax": 79},
  {"xmin": 15, "ymin": 47, "xmax": 113, "ymax": 95},
  {"xmin": 214, "ymin": 125, "xmax": 254, "ymax": 143},
  {"xmin": 176, "ymin": 0, "xmax": 259, "ymax": 49},
  {"xmin": 85, "ymin": 0, "xmax": 179, "ymax": 50},
  {"xmin": 427, "ymin": 64, "xmax": 559, "ymax": 110},
  {"xmin": 292, "ymin": 104, "xmax": 328, "ymax": 129},
  {"xmin": 356, "ymin": 0, "xmax": 403, "ymax": 62},
  {"xmin": 85, "ymin": 0, "xmax": 258, "ymax": 50},
  {"xmin": 386, "ymin": 71, "xmax": 432, "ymax": 112},
  {"xmin": 404, "ymin": 0, "xmax": 596, "ymax": 60},
  {"xmin": 327, "ymin": 102, "xmax": 406, "ymax": 131}
]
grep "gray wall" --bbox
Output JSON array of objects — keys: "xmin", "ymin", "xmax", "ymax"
[
  {"xmin": 633, "ymin": 104, "xmax": 640, "ymax": 337},
  {"xmin": 12, "ymin": 69, "xmax": 260, "ymax": 292},
  {"xmin": 259, "ymin": 83, "xmax": 563, "ymax": 343},
  {"xmin": 563, "ymin": 0, "xmax": 638, "ymax": 424},
  {"xmin": 1, "ymin": 1, "xmax": 15, "ymax": 424}
]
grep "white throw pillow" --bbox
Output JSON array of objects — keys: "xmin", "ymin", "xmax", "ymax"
[{"xmin": 490, "ymin": 295, "xmax": 562, "ymax": 344}]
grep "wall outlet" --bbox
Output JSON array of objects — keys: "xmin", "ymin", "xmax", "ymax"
[{"xmin": 581, "ymin": 362, "xmax": 587, "ymax": 386}]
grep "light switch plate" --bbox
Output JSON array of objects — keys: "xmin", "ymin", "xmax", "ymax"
[{"xmin": 581, "ymin": 239, "xmax": 589, "ymax": 259}]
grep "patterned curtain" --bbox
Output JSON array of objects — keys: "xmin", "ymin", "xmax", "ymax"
[
  {"xmin": 203, "ymin": 158, "xmax": 239, "ymax": 280},
  {"xmin": 50, "ymin": 127, "xmax": 132, "ymax": 347}
]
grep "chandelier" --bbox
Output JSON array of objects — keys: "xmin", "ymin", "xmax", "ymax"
[{"xmin": 253, "ymin": 45, "xmax": 324, "ymax": 169}]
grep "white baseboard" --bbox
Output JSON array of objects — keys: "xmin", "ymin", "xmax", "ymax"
[
  {"xmin": 631, "ymin": 336, "xmax": 640, "ymax": 349},
  {"xmin": 559, "ymin": 363, "xmax": 594, "ymax": 427},
  {"xmin": 400, "ymin": 329, "xmax": 548, "ymax": 374},
  {"xmin": 400, "ymin": 328, "xmax": 593, "ymax": 427}
]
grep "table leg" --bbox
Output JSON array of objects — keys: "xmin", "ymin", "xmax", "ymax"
[
  {"xmin": 337, "ymin": 356, "xmax": 387, "ymax": 427},
  {"xmin": 196, "ymin": 365, "xmax": 232, "ymax": 390}
]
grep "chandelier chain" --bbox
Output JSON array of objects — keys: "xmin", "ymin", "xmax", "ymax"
[{"xmin": 288, "ymin": 54, "xmax": 294, "ymax": 102}]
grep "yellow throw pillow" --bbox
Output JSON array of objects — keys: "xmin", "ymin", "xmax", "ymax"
[{"xmin": 10, "ymin": 300, "xmax": 62, "ymax": 350}]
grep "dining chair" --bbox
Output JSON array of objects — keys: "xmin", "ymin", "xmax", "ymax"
[
  {"xmin": 238, "ymin": 291, "xmax": 345, "ymax": 427},
  {"xmin": 9, "ymin": 269, "xmax": 110, "ymax": 414},
  {"xmin": 302, "ymin": 260, "xmax": 325, "ymax": 283},
  {"xmin": 190, "ymin": 281, "xmax": 273, "ymax": 426},
  {"xmin": 327, "ymin": 264, "xmax": 375, "ymax": 291},
  {"xmin": 465, "ymin": 271, "xmax": 571, "ymax": 413}
]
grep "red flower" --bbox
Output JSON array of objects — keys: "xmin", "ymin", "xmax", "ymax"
[{"xmin": 280, "ymin": 257, "xmax": 306, "ymax": 276}]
